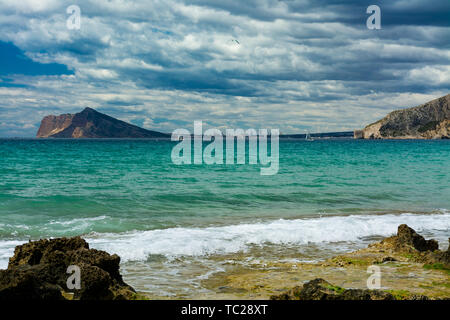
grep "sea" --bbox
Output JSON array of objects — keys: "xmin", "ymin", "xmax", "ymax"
[{"xmin": 0, "ymin": 138, "xmax": 449, "ymax": 297}]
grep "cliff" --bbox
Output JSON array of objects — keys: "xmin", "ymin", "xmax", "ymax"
[
  {"xmin": 355, "ymin": 94, "xmax": 450, "ymax": 139},
  {"xmin": 37, "ymin": 107, "xmax": 169, "ymax": 138}
]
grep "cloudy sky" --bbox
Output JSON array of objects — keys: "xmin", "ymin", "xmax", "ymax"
[{"xmin": 0, "ymin": 0, "xmax": 449, "ymax": 137}]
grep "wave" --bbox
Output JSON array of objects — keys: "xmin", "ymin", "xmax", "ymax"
[
  {"xmin": 85, "ymin": 212, "xmax": 450, "ymax": 262},
  {"xmin": 0, "ymin": 240, "xmax": 27, "ymax": 269},
  {"xmin": 1, "ymin": 211, "xmax": 448, "ymax": 269}
]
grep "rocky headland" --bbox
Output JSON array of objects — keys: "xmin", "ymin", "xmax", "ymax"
[
  {"xmin": 354, "ymin": 94, "xmax": 450, "ymax": 139},
  {"xmin": 36, "ymin": 107, "xmax": 169, "ymax": 139}
]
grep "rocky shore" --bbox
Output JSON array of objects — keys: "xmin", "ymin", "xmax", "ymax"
[
  {"xmin": 0, "ymin": 237, "xmax": 140, "ymax": 300},
  {"xmin": 0, "ymin": 224, "xmax": 449, "ymax": 300},
  {"xmin": 270, "ymin": 224, "xmax": 449, "ymax": 300},
  {"xmin": 199, "ymin": 224, "xmax": 449, "ymax": 300}
]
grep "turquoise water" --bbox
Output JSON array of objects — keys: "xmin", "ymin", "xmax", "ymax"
[{"xmin": 1, "ymin": 139, "xmax": 449, "ymax": 296}]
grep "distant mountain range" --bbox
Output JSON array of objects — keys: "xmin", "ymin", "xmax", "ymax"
[{"xmin": 355, "ymin": 94, "xmax": 450, "ymax": 139}]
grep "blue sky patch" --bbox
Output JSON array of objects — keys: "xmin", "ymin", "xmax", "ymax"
[{"xmin": 0, "ymin": 41, "xmax": 73, "ymax": 77}]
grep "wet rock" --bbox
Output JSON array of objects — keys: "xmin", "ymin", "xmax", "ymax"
[
  {"xmin": 0, "ymin": 264, "xmax": 64, "ymax": 300},
  {"xmin": 0, "ymin": 237, "xmax": 136, "ymax": 300},
  {"xmin": 271, "ymin": 278, "xmax": 395, "ymax": 300},
  {"xmin": 374, "ymin": 225, "xmax": 449, "ymax": 267},
  {"xmin": 427, "ymin": 238, "xmax": 450, "ymax": 266},
  {"xmin": 395, "ymin": 224, "xmax": 439, "ymax": 252}
]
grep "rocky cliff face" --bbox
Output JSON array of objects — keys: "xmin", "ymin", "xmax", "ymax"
[
  {"xmin": 37, "ymin": 107, "xmax": 169, "ymax": 138},
  {"xmin": 36, "ymin": 113, "xmax": 74, "ymax": 138},
  {"xmin": 355, "ymin": 94, "xmax": 450, "ymax": 139}
]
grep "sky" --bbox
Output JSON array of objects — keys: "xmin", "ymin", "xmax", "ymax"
[{"xmin": 0, "ymin": 0, "xmax": 449, "ymax": 137}]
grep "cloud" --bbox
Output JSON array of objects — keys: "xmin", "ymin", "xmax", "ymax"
[{"xmin": 0, "ymin": 0, "xmax": 448, "ymax": 137}]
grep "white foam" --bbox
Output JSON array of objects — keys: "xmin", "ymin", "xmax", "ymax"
[
  {"xmin": 0, "ymin": 240, "xmax": 26, "ymax": 269},
  {"xmin": 48, "ymin": 215, "xmax": 109, "ymax": 225},
  {"xmin": 1, "ymin": 212, "xmax": 448, "ymax": 268},
  {"xmin": 84, "ymin": 212, "xmax": 450, "ymax": 262}
]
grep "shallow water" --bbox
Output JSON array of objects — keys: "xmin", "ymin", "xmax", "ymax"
[{"xmin": 0, "ymin": 139, "xmax": 449, "ymax": 296}]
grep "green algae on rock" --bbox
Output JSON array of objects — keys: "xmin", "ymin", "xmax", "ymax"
[
  {"xmin": 200, "ymin": 224, "xmax": 450, "ymax": 300},
  {"xmin": 271, "ymin": 278, "xmax": 396, "ymax": 300}
]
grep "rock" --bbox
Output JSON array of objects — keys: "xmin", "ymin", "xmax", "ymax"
[
  {"xmin": 36, "ymin": 113, "xmax": 74, "ymax": 138},
  {"xmin": 0, "ymin": 237, "xmax": 136, "ymax": 300},
  {"xmin": 427, "ymin": 238, "xmax": 450, "ymax": 266},
  {"xmin": 380, "ymin": 256, "xmax": 397, "ymax": 263},
  {"xmin": 395, "ymin": 224, "xmax": 439, "ymax": 252},
  {"xmin": 0, "ymin": 265, "xmax": 65, "ymax": 300},
  {"xmin": 367, "ymin": 225, "xmax": 448, "ymax": 268},
  {"xmin": 36, "ymin": 107, "xmax": 169, "ymax": 138},
  {"xmin": 271, "ymin": 278, "xmax": 395, "ymax": 300},
  {"xmin": 353, "ymin": 130, "xmax": 364, "ymax": 139},
  {"xmin": 355, "ymin": 94, "xmax": 450, "ymax": 139}
]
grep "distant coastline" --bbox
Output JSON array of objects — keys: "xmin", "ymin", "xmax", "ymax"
[
  {"xmin": 35, "ymin": 106, "xmax": 355, "ymax": 139},
  {"xmin": 33, "ymin": 94, "xmax": 449, "ymax": 140}
]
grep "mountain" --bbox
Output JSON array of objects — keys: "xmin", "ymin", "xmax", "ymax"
[
  {"xmin": 354, "ymin": 94, "xmax": 450, "ymax": 139},
  {"xmin": 36, "ymin": 107, "xmax": 169, "ymax": 138}
]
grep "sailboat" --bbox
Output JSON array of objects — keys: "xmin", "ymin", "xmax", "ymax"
[{"xmin": 305, "ymin": 130, "xmax": 314, "ymax": 141}]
